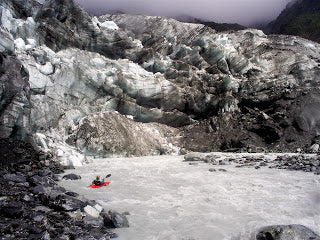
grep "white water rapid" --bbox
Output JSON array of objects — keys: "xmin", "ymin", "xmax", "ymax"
[{"xmin": 59, "ymin": 154, "xmax": 320, "ymax": 240}]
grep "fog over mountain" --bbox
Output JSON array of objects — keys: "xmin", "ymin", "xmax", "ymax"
[{"xmin": 36, "ymin": 0, "xmax": 292, "ymax": 26}]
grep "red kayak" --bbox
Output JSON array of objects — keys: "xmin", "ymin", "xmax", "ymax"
[{"xmin": 88, "ymin": 182, "xmax": 111, "ymax": 188}]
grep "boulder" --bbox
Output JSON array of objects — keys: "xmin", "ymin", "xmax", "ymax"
[
  {"xmin": 1, "ymin": 203, "xmax": 24, "ymax": 218},
  {"xmin": 107, "ymin": 210, "xmax": 129, "ymax": 228},
  {"xmin": 84, "ymin": 205, "xmax": 101, "ymax": 218},
  {"xmin": 184, "ymin": 152, "xmax": 205, "ymax": 161},
  {"xmin": 311, "ymin": 159, "xmax": 320, "ymax": 167},
  {"xmin": 29, "ymin": 175, "xmax": 57, "ymax": 187},
  {"xmin": 254, "ymin": 224, "xmax": 320, "ymax": 240},
  {"xmin": 3, "ymin": 173, "xmax": 26, "ymax": 183},
  {"xmin": 62, "ymin": 174, "xmax": 81, "ymax": 180},
  {"xmin": 310, "ymin": 144, "xmax": 320, "ymax": 153}
]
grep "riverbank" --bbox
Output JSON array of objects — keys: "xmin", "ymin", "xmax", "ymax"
[{"xmin": 0, "ymin": 138, "xmax": 118, "ymax": 239}]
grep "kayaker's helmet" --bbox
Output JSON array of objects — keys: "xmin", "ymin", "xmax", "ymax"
[{"xmin": 96, "ymin": 176, "xmax": 100, "ymax": 179}]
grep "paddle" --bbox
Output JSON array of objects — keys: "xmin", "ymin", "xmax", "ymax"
[{"xmin": 104, "ymin": 174, "xmax": 111, "ymax": 180}]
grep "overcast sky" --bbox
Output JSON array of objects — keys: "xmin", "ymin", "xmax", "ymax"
[{"xmin": 36, "ymin": 0, "xmax": 293, "ymax": 26}]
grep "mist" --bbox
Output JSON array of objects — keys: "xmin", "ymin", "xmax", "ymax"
[{"xmin": 36, "ymin": 0, "xmax": 293, "ymax": 26}]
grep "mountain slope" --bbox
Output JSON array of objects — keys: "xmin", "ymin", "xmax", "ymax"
[
  {"xmin": 194, "ymin": 19, "xmax": 247, "ymax": 32},
  {"xmin": 267, "ymin": 0, "xmax": 320, "ymax": 43},
  {"xmin": 172, "ymin": 16, "xmax": 247, "ymax": 32}
]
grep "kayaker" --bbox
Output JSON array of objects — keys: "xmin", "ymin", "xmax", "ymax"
[{"xmin": 92, "ymin": 175, "xmax": 104, "ymax": 186}]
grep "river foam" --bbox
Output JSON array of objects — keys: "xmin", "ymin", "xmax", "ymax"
[{"xmin": 59, "ymin": 154, "xmax": 320, "ymax": 240}]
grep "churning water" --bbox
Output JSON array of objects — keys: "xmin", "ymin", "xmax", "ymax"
[{"xmin": 59, "ymin": 154, "xmax": 320, "ymax": 240}]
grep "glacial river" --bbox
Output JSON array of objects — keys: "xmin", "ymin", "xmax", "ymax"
[{"xmin": 59, "ymin": 154, "xmax": 320, "ymax": 240}]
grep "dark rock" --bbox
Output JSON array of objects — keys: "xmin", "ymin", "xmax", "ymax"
[
  {"xmin": 29, "ymin": 175, "xmax": 57, "ymax": 187},
  {"xmin": 34, "ymin": 206, "xmax": 51, "ymax": 213},
  {"xmin": 19, "ymin": 164, "xmax": 32, "ymax": 173},
  {"xmin": 189, "ymin": 162, "xmax": 199, "ymax": 165},
  {"xmin": 33, "ymin": 214, "xmax": 45, "ymax": 223},
  {"xmin": 255, "ymin": 224, "xmax": 320, "ymax": 240},
  {"xmin": 209, "ymin": 168, "xmax": 216, "ymax": 172},
  {"xmin": 3, "ymin": 173, "xmax": 26, "ymax": 183},
  {"xmin": 184, "ymin": 152, "xmax": 204, "ymax": 161},
  {"xmin": 101, "ymin": 210, "xmax": 129, "ymax": 228},
  {"xmin": 0, "ymin": 139, "xmax": 39, "ymax": 166},
  {"xmin": 1, "ymin": 203, "xmax": 24, "ymax": 218},
  {"xmin": 62, "ymin": 173, "xmax": 81, "ymax": 180},
  {"xmin": 0, "ymin": 53, "xmax": 32, "ymax": 142},
  {"xmin": 267, "ymin": 154, "xmax": 320, "ymax": 174},
  {"xmin": 16, "ymin": 182, "xmax": 29, "ymax": 188},
  {"xmin": 65, "ymin": 191, "xmax": 79, "ymax": 197},
  {"xmin": 49, "ymin": 194, "xmax": 86, "ymax": 212},
  {"xmin": 32, "ymin": 185, "xmax": 51, "ymax": 196},
  {"xmin": 84, "ymin": 215, "xmax": 102, "ymax": 228},
  {"xmin": 219, "ymin": 160, "xmax": 228, "ymax": 165},
  {"xmin": 39, "ymin": 168, "xmax": 52, "ymax": 176},
  {"xmin": 22, "ymin": 194, "xmax": 32, "ymax": 202},
  {"xmin": 311, "ymin": 159, "xmax": 320, "ymax": 167},
  {"xmin": 109, "ymin": 210, "xmax": 129, "ymax": 228},
  {"xmin": 100, "ymin": 211, "xmax": 113, "ymax": 228},
  {"xmin": 29, "ymin": 226, "xmax": 43, "ymax": 234},
  {"xmin": 218, "ymin": 169, "xmax": 227, "ymax": 172},
  {"xmin": 0, "ymin": 138, "xmax": 115, "ymax": 239}
]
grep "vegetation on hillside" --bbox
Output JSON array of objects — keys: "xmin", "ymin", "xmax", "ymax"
[
  {"xmin": 195, "ymin": 19, "xmax": 247, "ymax": 32},
  {"xmin": 268, "ymin": 0, "xmax": 320, "ymax": 43}
]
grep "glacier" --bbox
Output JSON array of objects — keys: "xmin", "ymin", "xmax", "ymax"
[{"xmin": 2, "ymin": 0, "xmax": 320, "ymax": 163}]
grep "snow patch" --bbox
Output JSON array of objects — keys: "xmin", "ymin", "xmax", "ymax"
[
  {"xmin": 94, "ymin": 204, "xmax": 103, "ymax": 213},
  {"xmin": 239, "ymin": 28, "xmax": 266, "ymax": 37},
  {"xmin": 126, "ymin": 115, "xmax": 134, "ymax": 120},
  {"xmin": 100, "ymin": 21, "xmax": 119, "ymax": 31},
  {"xmin": 26, "ymin": 17, "xmax": 36, "ymax": 26},
  {"xmin": 132, "ymin": 39, "xmax": 143, "ymax": 48},
  {"xmin": 90, "ymin": 57, "xmax": 106, "ymax": 68},
  {"xmin": 35, "ymin": 132, "xmax": 88, "ymax": 167},
  {"xmin": 26, "ymin": 38, "xmax": 36, "ymax": 48},
  {"xmin": 14, "ymin": 38, "xmax": 25, "ymax": 50},
  {"xmin": 36, "ymin": 62, "xmax": 54, "ymax": 75}
]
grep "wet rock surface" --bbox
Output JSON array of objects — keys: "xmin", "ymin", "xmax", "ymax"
[
  {"xmin": 62, "ymin": 173, "xmax": 81, "ymax": 180},
  {"xmin": 0, "ymin": 53, "xmax": 32, "ymax": 142},
  {"xmin": 185, "ymin": 152, "xmax": 320, "ymax": 175},
  {"xmin": 102, "ymin": 210, "xmax": 130, "ymax": 228},
  {"xmin": 0, "ymin": 139, "xmax": 120, "ymax": 239},
  {"xmin": 254, "ymin": 224, "xmax": 320, "ymax": 240}
]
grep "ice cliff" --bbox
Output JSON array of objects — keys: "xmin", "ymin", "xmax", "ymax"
[{"xmin": 1, "ymin": 0, "xmax": 320, "ymax": 165}]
